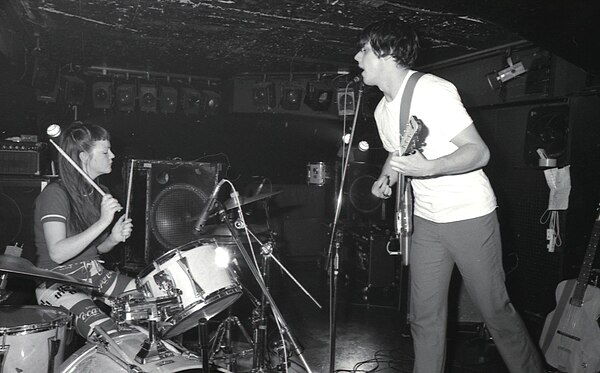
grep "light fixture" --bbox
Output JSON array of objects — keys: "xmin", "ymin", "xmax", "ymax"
[
  {"xmin": 63, "ymin": 75, "xmax": 86, "ymax": 106},
  {"xmin": 253, "ymin": 81, "xmax": 276, "ymax": 109},
  {"xmin": 337, "ymin": 88, "xmax": 355, "ymax": 116},
  {"xmin": 116, "ymin": 83, "xmax": 137, "ymax": 112},
  {"xmin": 305, "ymin": 80, "xmax": 333, "ymax": 111},
  {"xmin": 487, "ymin": 56, "xmax": 527, "ymax": 89},
  {"xmin": 202, "ymin": 90, "xmax": 222, "ymax": 115},
  {"xmin": 280, "ymin": 81, "xmax": 303, "ymax": 110},
  {"xmin": 92, "ymin": 81, "xmax": 113, "ymax": 109},
  {"xmin": 139, "ymin": 84, "xmax": 157, "ymax": 113},
  {"xmin": 180, "ymin": 87, "xmax": 202, "ymax": 115},
  {"xmin": 159, "ymin": 86, "xmax": 178, "ymax": 114}
]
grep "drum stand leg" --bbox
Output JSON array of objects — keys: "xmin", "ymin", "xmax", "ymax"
[
  {"xmin": 210, "ymin": 307, "xmax": 254, "ymax": 372},
  {"xmin": 135, "ymin": 320, "xmax": 173, "ymax": 364}
]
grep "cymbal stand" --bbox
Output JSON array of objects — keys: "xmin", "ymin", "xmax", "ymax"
[{"xmin": 215, "ymin": 202, "xmax": 314, "ymax": 373}]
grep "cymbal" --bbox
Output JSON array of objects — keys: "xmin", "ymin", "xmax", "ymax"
[
  {"xmin": 0, "ymin": 255, "xmax": 97, "ymax": 289},
  {"xmin": 223, "ymin": 190, "xmax": 282, "ymax": 210},
  {"xmin": 201, "ymin": 223, "xmax": 268, "ymax": 237}
]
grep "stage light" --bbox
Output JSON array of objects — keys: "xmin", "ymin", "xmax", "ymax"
[
  {"xmin": 337, "ymin": 88, "xmax": 355, "ymax": 116},
  {"xmin": 202, "ymin": 90, "xmax": 222, "ymax": 115},
  {"xmin": 180, "ymin": 87, "xmax": 202, "ymax": 115},
  {"xmin": 92, "ymin": 81, "xmax": 113, "ymax": 109},
  {"xmin": 305, "ymin": 81, "xmax": 333, "ymax": 111},
  {"xmin": 252, "ymin": 81, "xmax": 276, "ymax": 109},
  {"xmin": 487, "ymin": 56, "xmax": 527, "ymax": 89},
  {"xmin": 159, "ymin": 86, "xmax": 178, "ymax": 114},
  {"xmin": 116, "ymin": 83, "xmax": 137, "ymax": 112},
  {"xmin": 63, "ymin": 75, "xmax": 86, "ymax": 106},
  {"xmin": 280, "ymin": 81, "xmax": 303, "ymax": 110},
  {"xmin": 139, "ymin": 84, "xmax": 157, "ymax": 113}
]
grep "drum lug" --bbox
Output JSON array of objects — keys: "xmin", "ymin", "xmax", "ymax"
[
  {"xmin": 47, "ymin": 338, "xmax": 61, "ymax": 373},
  {"xmin": 0, "ymin": 344, "xmax": 9, "ymax": 372},
  {"xmin": 176, "ymin": 257, "xmax": 205, "ymax": 299}
]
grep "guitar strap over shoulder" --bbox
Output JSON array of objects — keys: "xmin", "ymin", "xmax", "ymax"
[{"xmin": 399, "ymin": 71, "xmax": 424, "ymax": 136}]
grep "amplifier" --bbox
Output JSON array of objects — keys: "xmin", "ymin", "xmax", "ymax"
[{"xmin": 0, "ymin": 141, "xmax": 45, "ymax": 175}]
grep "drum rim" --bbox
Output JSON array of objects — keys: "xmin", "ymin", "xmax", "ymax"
[
  {"xmin": 0, "ymin": 305, "xmax": 71, "ymax": 335},
  {"xmin": 161, "ymin": 285, "xmax": 242, "ymax": 338}
]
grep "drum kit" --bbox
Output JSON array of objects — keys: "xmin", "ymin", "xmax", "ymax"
[{"xmin": 0, "ymin": 187, "xmax": 320, "ymax": 373}]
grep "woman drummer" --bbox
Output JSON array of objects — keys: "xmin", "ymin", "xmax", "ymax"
[{"xmin": 34, "ymin": 121, "xmax": 136, "ymax": 340}]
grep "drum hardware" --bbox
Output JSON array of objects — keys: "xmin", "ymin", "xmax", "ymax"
[
  {"xmin": 112, "ymin": 290, "xmax": 183, "ymax": 325},
  {"xmin": 134, "ymin": 319, "xmax": 175, "ymax": 364},
  {"xmin": 212, "ymin": 202, "xmax": 316, "ymax": 373},
  {"xmin": 210, "ymin": 306, "xmax": 254, "ymax": 372}
]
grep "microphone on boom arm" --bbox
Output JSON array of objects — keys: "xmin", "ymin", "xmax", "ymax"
[{"xmin": 194, "ymin": 179, "xmax": 225, "ymax": 232}]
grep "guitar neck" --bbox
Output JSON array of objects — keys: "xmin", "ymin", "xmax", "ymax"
[{"xmin": 572, "ymin": 215, "xmax": 600, "ymax": 306}]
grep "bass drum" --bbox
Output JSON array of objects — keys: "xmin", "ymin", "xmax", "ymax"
[{"xmin": 59, "ymin": 328, "xmax": 230, "ymax": 373}]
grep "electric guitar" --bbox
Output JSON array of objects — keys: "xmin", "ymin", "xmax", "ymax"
[
  {"xmin": 540, "ymin": 207, "xmax": 600, "ymax": 373},
  {"xmin": 393, "ymin": 115, "xmax": 424, "ymax": 266}
]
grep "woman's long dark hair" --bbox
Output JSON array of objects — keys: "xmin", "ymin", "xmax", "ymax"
[{"xmin": 58, "ymin": 122, "xmax": 110, "ymax": 234}]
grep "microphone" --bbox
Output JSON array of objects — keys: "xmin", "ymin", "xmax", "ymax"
[
  {"xmin": 194, "ymin": 180, "xmax": 224, "ymax": 232},
  {"xmin": 352, "ymin": 74, "xmax": 362, "ymax": 84}
]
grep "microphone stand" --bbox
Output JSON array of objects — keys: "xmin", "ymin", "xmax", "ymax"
[
  {"xmin": 215, "ymin": 206, "xmax": 314, "ymax": 373},
  {"xmin": 326, "ymin": 83, "xmax": 364, "ymax": 373}
]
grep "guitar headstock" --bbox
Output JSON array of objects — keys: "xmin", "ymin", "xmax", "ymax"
[{"xmin": 399, "ymin": 115, "xmax": 426, "ymax": 155}]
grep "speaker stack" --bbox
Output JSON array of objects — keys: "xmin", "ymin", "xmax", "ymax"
[{"xmin": 120, "ymin": 159, "xmax": 222, "ymax": 270}]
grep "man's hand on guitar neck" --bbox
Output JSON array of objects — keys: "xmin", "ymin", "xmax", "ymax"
[{"xmin": 390, "ymin": 150, "xmax": 433, "ymax": 178}]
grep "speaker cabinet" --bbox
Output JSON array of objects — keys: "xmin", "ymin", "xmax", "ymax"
[
  {"xmin": 123, "ymin": 160, "xmax": 222, "ymax": 269},
  {"xmin": 472, "ymin": 94, "xmax": 600, "ymax": 317},
  {"xmin": 343, "ymin": 162, "xmax": 389, "ymax": 223},
  {"xmin": 0, "ymin": 175, "xmax": 51, "ymax": 304}
]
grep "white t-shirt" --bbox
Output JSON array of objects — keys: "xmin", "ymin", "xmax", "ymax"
[{"xmin": 374, "ymin": 70, "xmax": 497, "ymax": 223}]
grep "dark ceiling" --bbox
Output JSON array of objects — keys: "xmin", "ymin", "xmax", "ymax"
[{"xmin": 1, "ymin": 0, "xmax": 599, "ymax": 82}]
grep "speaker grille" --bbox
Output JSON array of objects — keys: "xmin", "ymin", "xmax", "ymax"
[{"xmin": 150, "ymin": 183, "xmax": 207, "ymax": 250}]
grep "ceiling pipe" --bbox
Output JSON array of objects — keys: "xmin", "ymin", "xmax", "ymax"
[{"xmin": 85, "ymin": 66, "xmax": 221, "ymax": 86}]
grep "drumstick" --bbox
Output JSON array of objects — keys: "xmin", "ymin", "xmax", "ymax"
[
  {"xmin": 125, "ymin": 159, "xmax": 135, "ymax": 219},
  {"xmin": 47, "ymin": 124, "xmax": 106, "ymax": 197}
]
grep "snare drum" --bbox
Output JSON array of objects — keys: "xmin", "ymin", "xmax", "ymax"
[
  {"xmin": 0, "ymin": 305, "xmax": 71, "ymax": 373},
  {"xmin": 137, "ymin": 242, "xmax": 242, "ymax": 338},
  {"xmin": 59, "ymin": 327, "xmax": 232, "ymax": 373}
]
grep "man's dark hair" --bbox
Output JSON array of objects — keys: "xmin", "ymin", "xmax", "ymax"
[{"xmin": 359, "ymin": 18, "xmax": 420, "ymax": 68}]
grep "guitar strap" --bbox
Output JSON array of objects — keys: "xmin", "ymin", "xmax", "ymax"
[{"xmin": 399, "ymin": 71, "xmax": 424, "ymax": 136}]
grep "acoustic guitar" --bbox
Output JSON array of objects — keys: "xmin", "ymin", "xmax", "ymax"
[
  {"xmin": 540, "ymin": 208, "xmax": 600, "ymax": 373},
  {"xmin": 393, "ymin": 115, "xmax": 424, "ymax": 266}
]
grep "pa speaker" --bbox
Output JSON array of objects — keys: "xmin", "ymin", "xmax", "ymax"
[
  {"xmin": 343, "ymin": 162, "xmax": 388, "ymax": 222},
  {"xmin": 0, "ymin": 176, "xmax": 51, "ymax": 304},
  {"xmin": 524, "ymin": 104, "xmax": 570, "ymax": 168},
  {"xmin": 125, "ymin": 160, "xmax": 222, "ymax": 268}
]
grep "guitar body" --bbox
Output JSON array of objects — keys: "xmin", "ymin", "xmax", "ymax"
[{"xmin": 540, "ymin": 279, "xmax": 600, "ymax": 373}]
